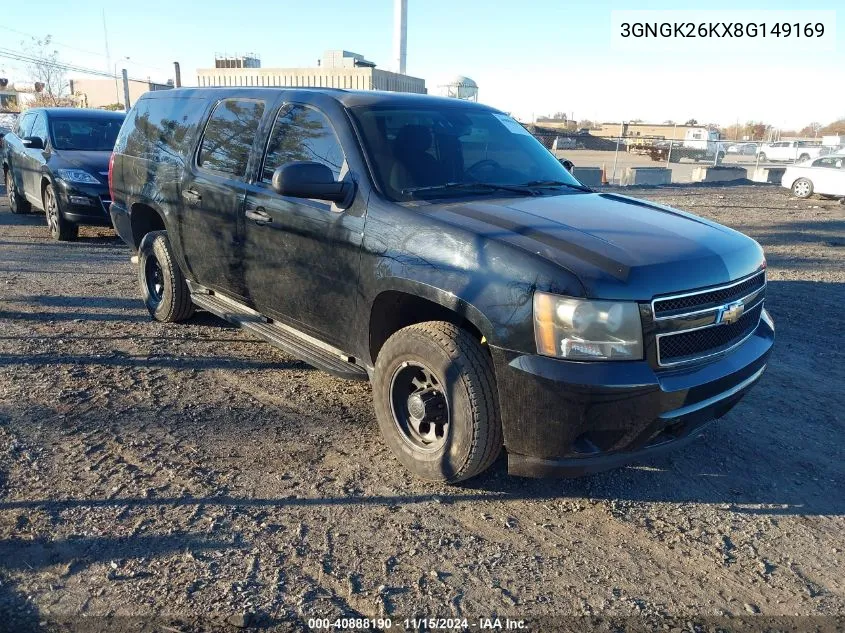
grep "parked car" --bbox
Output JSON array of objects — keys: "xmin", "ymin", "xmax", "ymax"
[
  {"xmin": 2, "ymin": 108, "xmax": 124, "ymax": 240},
  {"xmin": 727, "ymin": 142, "xmax": 758, "ymax": 155},
  {"xmin": 757, "ymin": 140, "xmax": 830, "ymax": 163},
  {"xmin": 781, "ymin": 154, "xmax": 845, "ymax": 198},
  {"xmin": 109, "ymin": 88, "xmax": 774, "ymax": 482}
]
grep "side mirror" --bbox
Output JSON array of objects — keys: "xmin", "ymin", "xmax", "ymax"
[
  {"xmin": 271, "ymin": 161, "xmax": 353, "ymax": 206},
  {"xmin": 22, "ymin": 136, "xmax": 45, "ymax": 150}
]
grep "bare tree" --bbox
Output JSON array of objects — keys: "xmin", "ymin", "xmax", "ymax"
[{"xmin": 22, "ymin": 35, "xmax": 69, "ymax": 106}]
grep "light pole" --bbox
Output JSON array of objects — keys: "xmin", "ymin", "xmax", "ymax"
[{"xmin": 114, "ymin": 56, "xmax": 129, "ymax": 106}]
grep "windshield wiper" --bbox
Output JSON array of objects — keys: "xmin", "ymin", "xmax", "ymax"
[
  {"xmin": 402, "ymin": 181, "xmax": 538, "ymax": 196},
  {"xmin": 518, "ymin": 180, "xmax": 593, "ymax": 193}
]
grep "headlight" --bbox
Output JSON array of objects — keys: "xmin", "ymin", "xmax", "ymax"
[
  {"xmin": 56, "ymin": 169, "xmax": 100, "ymax": 184},
  {"xmin": 533, "ymin": 291, "xmax": 643, "ymax": 360}
]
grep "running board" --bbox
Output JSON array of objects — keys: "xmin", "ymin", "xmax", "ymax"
[{"xmin": 189, "ymin": 288, "xmax": 369, "ymax": 381}]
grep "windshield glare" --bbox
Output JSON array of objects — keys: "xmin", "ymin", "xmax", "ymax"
[
  {"xmin": 350, "ymin": 106, "xmax": 583, "ymax": 201},
  {"xmin": 50, "ymin": 118, "xmax": 123, "ymax": 151}
]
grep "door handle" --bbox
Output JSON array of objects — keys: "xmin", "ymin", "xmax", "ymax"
[
  {"xmin": 182, "ymin": 189, "xmax": 202, "ymax": 204},
  {"xmin": 245, "ymin": 208, "xmax": 272, "ymax": 224}
]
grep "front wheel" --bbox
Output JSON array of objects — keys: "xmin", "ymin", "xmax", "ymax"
[
  {"xmin": 757, "ymin": 153, "xmax": 767, "ymax": 162},
  {"xmin": 798, "ymin": 153, "xmax": 810, "ymax": 162},
  {"xmin": 373, "ymin": 322, "xmax": 502, "ymax": 483},
  {"xmin": 43, "ymin": 183, "xmax": 78, "ymax": 241},
  {"xmin": 6, "ymin": 170, "xmax": 31, "ymax": 214},
  {"xmin": 137, "ymin": 230, "xmax": 195, "ymax": 322},
  {"xmin": 792, "ymin": 178, "xmax": 813, "ymax": 199}
]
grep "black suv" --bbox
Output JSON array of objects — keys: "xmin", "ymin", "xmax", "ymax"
[
  {"xmin": 2, "ymin": 108, "xmax": 124, "ymax": 240},
  {"xmin": 109, "ymin": 88, "xmax": 774, "ymax": 482}
]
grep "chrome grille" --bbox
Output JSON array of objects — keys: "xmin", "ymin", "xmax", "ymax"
[
  {"xmin": 658, "ymin": 302, "xmax": 762, "ymax": 364},
  {"xmin": 653, "ymin": 271, "xmax": 765, "ymax": 317},
  {"xmin": 653, "ymin": 271, "xmax": 766, "ymax": 367}
]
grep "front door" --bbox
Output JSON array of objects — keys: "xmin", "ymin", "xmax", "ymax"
[
  {"xmin": 178, "ymin": 97, "xmax": 269, "ymax": 300},
  {"xmin": 24, "ymin": 113, "xmax": 48, "ymax": 205},
  {"xmin": 242, "ymin": 102, "xmax": 365, "ymax": 349}
]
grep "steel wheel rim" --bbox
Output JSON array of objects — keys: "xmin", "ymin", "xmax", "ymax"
[
  {"xmin": 144, "ymin": 255, "xmax": 165, "ymax": 305},
  {"xmin": 45, "ymin": 189, "xmax": 59, "ymax": 235},
  {"xmin": 389, "ymin": 361, "xmax": 450, "ymax": 452},
  {"xmin": 795, "ymin": 181, "xmax": 810, "ymax": 196}
]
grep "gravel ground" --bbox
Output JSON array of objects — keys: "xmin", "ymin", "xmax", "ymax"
[{"xmin": 0, "ymin": 184, "xmax": 843, "ymax": 632}]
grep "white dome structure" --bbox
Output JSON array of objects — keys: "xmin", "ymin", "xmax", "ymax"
[{"xmin": 438, "ymin": 75, "xmax": 479, "ymax": 101}]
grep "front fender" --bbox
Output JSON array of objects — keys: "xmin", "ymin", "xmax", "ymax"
[{"xmin": 369, "ymin": 277, "xmax": 496, "ymax": 342}]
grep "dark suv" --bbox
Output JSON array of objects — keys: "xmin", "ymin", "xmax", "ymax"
[
  {"xmin": 2, "ymin": 108, "xmax": 124, "ymax": 240},
  {"xmin": 109, "ymin": 88, "xmax": 774, "ymax": 482}
]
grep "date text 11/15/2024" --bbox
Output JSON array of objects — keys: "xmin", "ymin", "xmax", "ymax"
[{"xmin": 307, "ymin": 617, "xmax": 528, "ymax": 630}]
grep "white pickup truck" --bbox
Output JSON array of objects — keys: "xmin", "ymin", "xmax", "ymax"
[{"xmin": 757, "ymin": 141, "xmax": 830, "ymax": 163}]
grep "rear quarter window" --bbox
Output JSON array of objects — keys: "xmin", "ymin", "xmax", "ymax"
[{"xmin": 118, "ymin": 96, "xmax": 204, "ymax": 164}]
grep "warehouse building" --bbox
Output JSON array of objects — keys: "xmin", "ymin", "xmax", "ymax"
[
  {"xmin": 68, "ymin": 77, "xmax": 172, "ymax": 110},
  {"xmin": 196, "ymin": 50, "xmax": 426, "ymax": 94}
]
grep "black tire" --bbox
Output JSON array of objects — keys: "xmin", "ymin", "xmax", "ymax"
[
  {"xmin": 757, "ymin": 153, "xmax": 767, "ymax": 162},
  {"xmin": 43, "ymin": 183, "xmax": 78, "ymax": 241},
  {"xmin": 373, "ymin": 322, "xmax": 502, "ymax": 483},
  {"xmin": 717, "ymin": 151, "xmax": 726, "ymax": 162},
  {"xmin": 5, "ymin": 170, "xmax": 31, "ymax": 214},
  {"xmin": 798, "ymin": 153, "xmax": 810, "ymax": 162},
  {"xmin": 791, "ymin": 178, "xmax": 813, "ymax": 199},
  {"xmin": 137, "ymin": 230, "xmax": 195, "ymax": 322}
]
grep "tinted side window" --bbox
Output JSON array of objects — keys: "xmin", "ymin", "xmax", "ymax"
[
  {"xmin": 198, "ymin": 99, "xmax": 265, "ymax": 177},
  {"xmin": 813, "ymin": 157, "xmax": 843, "ymax": 169},
  {"xmin": 262, "ymin": 104, "xmax": 345, "ymax": 182},
  {"xmin": 30, "ymin": 114, "xmax": 48, "ymax": 143},
  {"xmin": 120, "ymin": 97, "xmax": 204, "ymax": 163}
]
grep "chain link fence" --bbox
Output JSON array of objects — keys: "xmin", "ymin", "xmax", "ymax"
[{"xmin": 531, "ymin": 123, "xmax": 844, "ymax": 186}]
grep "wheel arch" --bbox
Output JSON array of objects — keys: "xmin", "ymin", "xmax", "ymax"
[
  {"xmin": 368, "ymin": 281, "xmax": 495, "ymax": 366},
  {"xmin": 129, "ymin": 201, "xmax": 168, "ymax": 249}
]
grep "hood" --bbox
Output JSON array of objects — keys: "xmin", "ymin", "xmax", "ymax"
[
  {"xmin": 420, "ymin": 192, "xmax": 765, "ymax": 300},
  {"xmin": 49, "ymin": 150, "xmax": 112, "ymax": 184}
]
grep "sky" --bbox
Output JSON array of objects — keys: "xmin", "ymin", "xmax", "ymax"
[{"xmin": 1, "ymin": 0, "xmax": 843, "ymax": 129}]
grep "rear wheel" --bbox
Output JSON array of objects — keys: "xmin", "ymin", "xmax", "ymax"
[
  {"xmin": 5, "ymin": 170, "xmax": 31, "ymax": 214},
  {"xmin": 798, "ymin": 153, "xmax": 810, "ymax": 162},
  {"xmin": 137, "ymin": 230, "xmax": 195, "ymax": 322},
  {"xmin": 373, "ymin": 322, "xmax": 502, "ymax": 483},
  {"xmin": 792, "ymin": 178, "xmax": 813, "ymax": 199},
  {"xmin": 43, "ymin": 183, "xmax": 77, "ymax": 241},
  {"xmin": 757, "ymin": 152, "xmax": 767, "ymax": 162}
]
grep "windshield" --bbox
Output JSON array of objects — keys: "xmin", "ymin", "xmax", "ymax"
[
  {"xmin": 49, "ymin": 117, "xmax": 124, "ymax": 151},
  {"xmin": 349, "ymin": 105, "xmax": 584, "ymax": 201}
]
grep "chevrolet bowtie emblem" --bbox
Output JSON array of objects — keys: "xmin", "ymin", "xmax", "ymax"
[{"xmin": 718, "ymin": 300, "xmax": 745, "ymax": 325}]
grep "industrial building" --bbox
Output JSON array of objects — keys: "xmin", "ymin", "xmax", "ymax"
[
  {"xmin": 68, "ymin": 77, "xmax": 172, "ymax": 110},
  {"xmin": 196, "ymin": 50, "xmax": 426, "ymax": 94}
]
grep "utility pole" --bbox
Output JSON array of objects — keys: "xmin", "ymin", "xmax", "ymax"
[
  {"xmin": 122, "ymin": 69, "xmax": 131, "ymax": 110},
  {"xmin": 173, "ymin": 62, "xmax": 182, "ymax": 88}
]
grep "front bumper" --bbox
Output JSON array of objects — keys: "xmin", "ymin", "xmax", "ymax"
[
  {"xmin": 54, "ymin": 179, "xmax": 113, "ymax": 226},
  {"xmin": 491, "ymin": 309, "xmax": 774, "ymax": 477}
]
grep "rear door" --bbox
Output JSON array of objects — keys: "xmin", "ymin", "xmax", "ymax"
[
  {"xmin": 179, "ymin": 97, "xmax": 270, "ymax": 300},
  {"xmin": 8, "ymin": 112, "xmax": 35, "ymax": 199},
  {"xmin": 241, "ymin": 102, "xmax": 365, "ymax": 348}
]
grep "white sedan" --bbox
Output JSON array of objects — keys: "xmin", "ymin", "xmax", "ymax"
[{"xmin": 782, "ymin": 154, "xmax": 845, "ymax": 198}]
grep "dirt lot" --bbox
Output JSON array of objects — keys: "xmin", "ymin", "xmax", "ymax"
[{"xmin": 0, "ymin": 184, "xmax": 843, "ymax": 632}]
